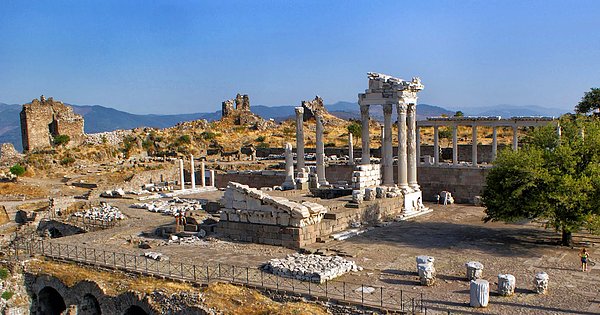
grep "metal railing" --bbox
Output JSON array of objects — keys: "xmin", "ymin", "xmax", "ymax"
[{"xmin": 15, "ymin": 238, "xmax": 429, "ymax": 314}]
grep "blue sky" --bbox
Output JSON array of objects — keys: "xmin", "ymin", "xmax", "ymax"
[{"xmin": 1, "ymin": 1, "xmax": 599, "ymax": 114}]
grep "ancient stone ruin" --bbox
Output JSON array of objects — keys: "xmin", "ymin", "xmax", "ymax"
[
  {"xmin": 301, "ymin": 96, "xmax": 326, "ymax": 121},
  {"xmin": 221, "ymin": 93, "xmax": 262, "ymax": 125},
  {"xmin": 20, "ymin": 95, "xmax": 85, "ymax": 152}
]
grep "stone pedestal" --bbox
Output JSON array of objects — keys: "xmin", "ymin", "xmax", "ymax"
[
  {"xmin": 497, "ymin": 274, "xmax": 516, "ymax": 296},
  {"xmin": 403, "ymin": 191, "xmax": 424, "ymax": 213},
  {"xmin": 465, "ymin": 261, "xmax": 484, "ymax": 281},
  {"xmin": 534, "ymin": 272, "xmax": 549, "ymax": 294},
  {"xmin": 470, "ymin": 279, "xmax": 489, "ymax": 308},
  {"xmin": 418, "ymin": 263, "xmax": 436, "ymax": 286}
]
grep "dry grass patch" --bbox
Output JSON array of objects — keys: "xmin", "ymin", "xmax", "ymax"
[{"xmin": 0, "ymin": 182, "xmax": 48, "ymax": 199}]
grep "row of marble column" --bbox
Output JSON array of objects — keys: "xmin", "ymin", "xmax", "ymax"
[
  {"xmin": 360, "ymin": 103, "xmax": 419, "ymax": 190},
  {"xmin": 178, "ymin": 155, "xmax": 214, "ymax": 190},
  {"xmin": 429, "ymin": 125, "xmax": 520, "ymax": 166}
]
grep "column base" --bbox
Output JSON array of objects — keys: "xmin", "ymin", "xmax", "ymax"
[{"xmin": 402, "ymin": 190, "xmax": 428, "ymax": 214}]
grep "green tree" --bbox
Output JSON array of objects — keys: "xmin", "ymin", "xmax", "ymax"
[
  {"xmin": 347, "ymin": 122, "xmax": 361, "ymax": 140},
  {"xmin": 482, "ymin": 115, "xmax": 600, "ymax": 246},
  {"xmin": 575, "ymin": 88, "xmax": 600, "ymax": 114},
  {"xmin": 454, "ymin": 110, "xmax": 464, "ymax": 117},
  {"xmin": 9, "ymin": 164, "xmax": 25, "ymax": 177},
  {"xmin": 53, "ymin": 135, "xmax": 70, "ymax": 146}
]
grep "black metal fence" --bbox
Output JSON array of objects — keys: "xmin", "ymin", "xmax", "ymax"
[{"xmin": 15, "ymin": 238, "xmax": 431, "ymax": 314}]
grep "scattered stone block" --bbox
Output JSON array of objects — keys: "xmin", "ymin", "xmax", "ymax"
[
  {"xmin": 497, "ymin": 274, "xmax": 516, "ymax": 296},
  {"xmin": 465, "ymin": 261, "xmax": 484, "ymax": 281},
  {"xmin": 534, "ymin": 272, "xmax": 549, "ymax": 294},
  {"xmin": 470, "ymin": 279, "xmax": 489, "ymax": 308}
]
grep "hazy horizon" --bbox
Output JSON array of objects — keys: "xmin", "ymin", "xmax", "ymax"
[{"xmin": 1, "ymin": 1, "xmax": 598, "ymax": 115}]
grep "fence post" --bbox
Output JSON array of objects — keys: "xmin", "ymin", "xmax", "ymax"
[
  {"xmin": 401, "ymin": 290, "xmax": 403, "ymax": 311},
  {"xmin": 380, "ymin": 287, "xmax": 383, "ymax": 308},
  {"xmin": 93, "ymin": 248, "xmax": 97, "ymax": 263},
  {"xmin": 41, "ymin": 240, "xmax": 44, "ymax": 255},
  {"xmin": 232, "ymin": 265, "xmax": 235, "ymax": 282},
  {"xmin": 412, "ymin": 298, "xmax": 415, "ymax": 314},
  {"xmin": 261, "ymin": 270, "xmax": 264, "ymax": 287},
  {"xmin": 246, "ymin": 267, "xmax": 249, "ymax": 285},
  {"xmin": 180, "ymin": 262, "xmax": 183, "ymax": 278},
  {"xmin": 421, "ymin": 292, "xmax": 424, "ymax": 312},
  {"xmin": 65, "ymin": 244, "xmax": 69, "ymax": 258},
  {"xmin": 343, "ymin": 282, "xmax": 346, "ymax": 301},
  {"xmin": 325, "ymin": 280, "xmax": 328, "ymax": 299},
  {"xmin": 361, "ymin": 284, "xmax": 364, "ymax": 306},
  {"xmin": 308, "ymin": 280, "xmax": 311, "ymax": 295},
  {"xmin": 49, "ymin": 242, "xmax": 53, "ymax": 256},
  {"xmin": 123, "ymin": 253, "xmax": 126, "ymax": 268},
  {"xmin": 84, "ymin": 247, "xmax": 87, "ymax": 261},
  {"xmin": 134, "ymin": 255, "xmax": 137, "ymax": 271},
  {"xmin": 218, "ymin": 264, "xmax": 221, "ymax": 278},
  {"xmin": 145, "ymin": 257, "xmax": 148, "ymax": 273},
  {"xmin": 113, "ymin": 252, "xmax": 116, "ymax": 267}
]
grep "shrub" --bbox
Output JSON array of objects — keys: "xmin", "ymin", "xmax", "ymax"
[
  {"xmin": 201, "ymin": 131, "xmax": 216, "ymax": 140},
  {"xmin": 255, "ymin": 136, "xmax": 266, "ymax": 142},
  {"xmin": 1, "ymin": 291, "xmax": 13, "ymax": 300},
  {"xmin": 438, "ymin": 129, "xmax": 452, "ymax": 139},
  {"xmin": 0, "ymin": 268, "xmax": 8, "ymax": 280},
  {"xmin": 60, "ymin": 157, "xmax": 76, "ymax": 166},
  {"xmin": 324, "ymin": 142, "xmax": 336, "ymax": 147},
  {"xmin": 178, "ymin": 135, "xmax": 191, "ymax": 144},
  {"xmin": 347, "ymin": 122, "xmax": 361, "ymax": 139},
  {"xmin": 256, "ymin": 142, "xmax": 269, "ymax": 149},
  {"xmin": 53, "ymin": 134, "xmax": 70, "ymax": 146},
  {"xmin": 9, "ymin": 164, "xmax": 25, "ymax": 176}
]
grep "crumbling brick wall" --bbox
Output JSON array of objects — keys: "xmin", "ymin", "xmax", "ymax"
[{"xmin": 20, "ymin": 96, "xmax": 85, "ymax": 152}]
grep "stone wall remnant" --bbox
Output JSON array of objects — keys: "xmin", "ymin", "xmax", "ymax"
[
  {"xmin": 261, "ymin": 253, "xmax": 361, "ymax": 283},
  {"xmin": 20, "ymin": 96, "xmax": 85, "ymax": 152},
  {"xmin": 220, "ymin": 93, "xmax": 263, "ymax": 125},
  {"xmin": 301, "ymin": 96, "xmax": 326, "ymax": 121}
]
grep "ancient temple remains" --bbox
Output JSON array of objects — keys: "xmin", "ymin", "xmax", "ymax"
[
  {"xmin": 357, "ymin": 72, "xmax": 426, "ymax": 213},
  {"xmin": 220, "ymin": 93, "xmax": 262, "ymax": 125}
]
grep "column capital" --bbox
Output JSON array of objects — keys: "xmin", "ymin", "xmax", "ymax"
[
  {"xmin": 294, "ymin": 106, "xmax": 304, "ymax": 115},
  {"xmin": 407, "ymin": 103, "xmax": 417, "ymax": 114},
  {"xmin": 360, "ymin": 104, "xmax": 370, "ymax": 115},
  {"xmin": 383, "ymin": 103, "xmax": 393, "ymax": 115},
  {"xmin": 396, "ymin": 102, "xmax": 408, "ymax": 112}
]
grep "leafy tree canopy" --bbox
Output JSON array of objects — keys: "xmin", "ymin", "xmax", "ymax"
[
  {"xmin": 482, "ymin": 115, "xmax": 600, "ymax": 246},
  {"xmin": 454, "ymin": 110, "xmax": 464, "ymax": 117},
  {"xmin": 9, "ymin": 164, "xmax": 25, "ymax": 176},
  {"xmin": 575, "ymin": 88, "xmax": 600, "ymax": 114},
  {"xmin": 347, "ymin": 122, "xmax": 361, "ymax": 140}
]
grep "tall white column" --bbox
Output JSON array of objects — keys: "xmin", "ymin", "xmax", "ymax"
[
  {"xmin": 383, "ymin": 104, "xmax": 394, "ymax": 186},
  {"xmin": 190, "ymin": 154, "xmax": 196, "ymax": 189},
  {"xmin": 200, "ymin": 162, "xmax": 206, "ymax": 187},
  {"xmin": 397, "ymin": 103, "xmax": 409, "ymax": 190},
  {"xmin": 433, "ymin": 125, "xmax": 439, "ymax": 166},
  {"xmin": 348, "ymin": 133, "xmax": 354, "ymax": 165},
  {"xmin": 512, "ymin": 126, "xmax": 518, "ymax": 150},
  {"xmin": 209, "ymin": 170, "xmax": 215, "ymax": 186},
  {"xmin": 452, "ymin": 124, "xmax": 458, "ymax": 165},
  {"xmin": 316, "ymin": 115, "xmax": 328, "ymax": 185},
  {"xmin": 179, "ymin": 159, "xmax": 185, "ymax": 190},
  {"xmin": 295, "ymin": 107, "xmax": 305, "ymax": 171},
  {"xmin": 360, "ymin": 104, "xmax": 371, "ymax": 165},
  {"xmin": 407, "ymin": 104, "xmax": 419, "ymax": 190},
  {"xmin": 416, "ymin": 126, "xmax": 421, "ymax": 164},
  {"xmin": 380, "ymin": 125, "xmax": 385, "ymax": 166},
  {"xmin": 472, "ymin": 125, "xmax": 478, "ymax": 167},
  {"xmin": 492, "ymin": 126, "xmax": 498, "ymax": 161}
]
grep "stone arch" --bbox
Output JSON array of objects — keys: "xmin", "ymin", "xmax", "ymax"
[
  {"xmin": 71, "ymin": 280, "xmax": 113, "ymax": 314},
  {"xmin": 123, "ymin": 305, "xmax": 149, "ymax": 315},
  {"xmin": 78, "ymin": 293, "xmax": 102, "ymax": 315},
  {"xmin": 37, "ymin": 286, "xmax": 67, "ymax": 315}
]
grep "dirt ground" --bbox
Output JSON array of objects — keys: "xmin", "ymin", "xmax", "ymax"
[{"xmin": 12, "ymin": 186, "xmax": 592, "ymax": 315}]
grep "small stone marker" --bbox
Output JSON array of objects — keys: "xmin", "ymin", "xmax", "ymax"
[
  {"xmin": 497, "ymin": 274, "xmax": 516, "ymax": 296},
  {"xmin": 470, "ymin": 279, "xmax": 489, "ymax": 308},
  {"xmin": 418, "ymin": 263, "xmax": 436, "ymax": 286},
  {"xmin": 534, "ymin": 272, "xmax": 549, "ymax": 294},
  {"xmin": 416, "ymin": 255, "xmax": 435, "ymax": 272},
  {"xmin": 465, "ymin": 261, "xmax": 484, "ymax": 281}
]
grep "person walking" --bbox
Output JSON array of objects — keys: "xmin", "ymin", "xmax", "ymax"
[{"xmin": 580, "ymin": 248, "xmax": 590, "ymax": 272}]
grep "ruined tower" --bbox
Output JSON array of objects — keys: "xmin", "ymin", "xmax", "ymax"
[{"xmin": 20, "ymin": 96, "xmax": 85, "ymax": 152}]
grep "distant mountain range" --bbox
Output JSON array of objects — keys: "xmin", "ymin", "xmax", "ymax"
[{"xmin": 0, "ymin": 101, "xmax": 566, "ymax": 152}]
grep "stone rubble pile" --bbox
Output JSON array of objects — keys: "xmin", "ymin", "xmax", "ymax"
[
  {"xmin": 261, "ymin": 253, "xmax": 362, "ymax": 283},
  {"xmin": 352, "ymin": 185, "xmax": 402, "ymax": 204},
  {"xmin": 143, "ymin": 183, "xmax": 173, "ymax": 192},
  {"xmin": 100, "ymin": 188, "xmax": 126, "ymax": 198},
  {"xmin": 131, "ymin": 198, "xmax": 202, "ymax": 216},
  {"xmin": 0, "ymin": 170, "xmax": 17, "ymax": 181},
  {"xmin": 144, "ymin": 251, "xmax": 168, "ymax": 261},
  {"xmin": 167, "ymin": 235, "xmax": 204, "ymax": 245},
  {"xmin": 84, "ymin": 130, "xmax": 133, "ymax": 146},
  {"xmin": 220, "ymin": 182, "xmax": 327, "ymax": 227},
  {"xmin": 73, "ymin": 203, "xmax": 125, "ymax": 222}
]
